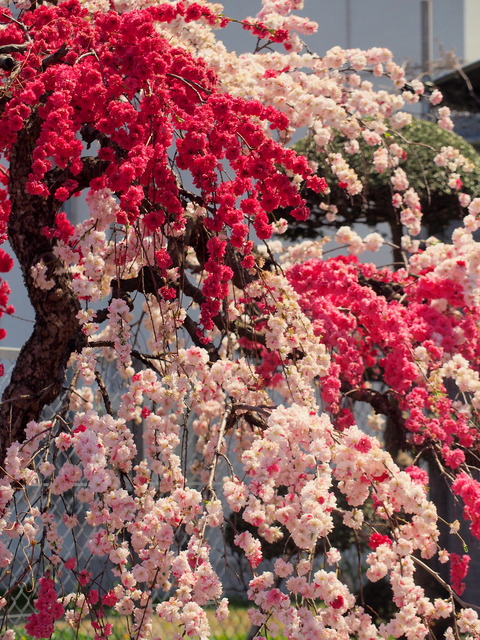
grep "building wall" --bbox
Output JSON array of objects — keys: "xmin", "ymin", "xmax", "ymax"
[
  {"xmin": 464, "ymin": 0, "xmax": 480, "ymax": 64},
  {"xmin": 223, "ymin": 0, "xmax": 479, "ymax": 73}
]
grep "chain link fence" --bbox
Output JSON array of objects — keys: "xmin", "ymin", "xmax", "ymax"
[
  {"xmin": 0, "ymin": 349, "xmax": 255, "ymax": 638},
  {"xmin": 2, "ymin": 478, "xmax": 254, "ymax": 639},
  {"xmin": 0, "ymin": 348, "xmax": 378, "ymax": 639}
]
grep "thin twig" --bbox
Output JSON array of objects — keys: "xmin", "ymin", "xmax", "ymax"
[
  {"xmin": 411, "ymin": 555, "xmax": 480, "ymax": 612},
  {"xmin": 203, "ymin": 409, "xmax": 230, "ymax": 502},
  {"xmin": 94, "ymin": 369, "xmax": 113, "ymax": 415}
]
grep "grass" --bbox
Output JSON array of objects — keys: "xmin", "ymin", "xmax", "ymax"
[{"xmin": 15, "ymin": 606, "xmax": 255, "ymax": 640}]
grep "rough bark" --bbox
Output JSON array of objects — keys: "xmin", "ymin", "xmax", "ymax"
[{"xmin": 0, "ymin": 115, "xmax": 84, "ymax": 464}]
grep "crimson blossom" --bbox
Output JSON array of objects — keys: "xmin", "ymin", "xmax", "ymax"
[{"xmin": 0, "ymin": 1, "xmax": 479, "ymax": 640}]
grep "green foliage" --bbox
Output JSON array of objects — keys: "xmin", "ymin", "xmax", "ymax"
[
  {"xmin": 282, "ymin": 119, "xmax": 480, "ymax": 240},
  {"xmin": 16, "ymin": 606, "xmax": 255, "ymax": 640}
]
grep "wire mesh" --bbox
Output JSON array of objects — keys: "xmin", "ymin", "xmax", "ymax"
[{"xmin": 0, "ymin": 346, "xmax": 378, "ymax": 638}]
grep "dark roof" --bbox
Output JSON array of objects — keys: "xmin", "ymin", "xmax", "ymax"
[{"xmin": 434, "ymin": 60, "xmax": 480, "ymax": 112}]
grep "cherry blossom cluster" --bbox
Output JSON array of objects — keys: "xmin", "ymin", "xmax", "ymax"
[
  {"xmin": 143, "ymin": 0, "xmax": 467, "ymax": 241},
  {"xmin": 287, "ymin": 248, "xmax": 480, "ymax": 461},
  {"xmin": 0, "ymin": 0, "xmax": 327, "ymax": 334},
  {"xmin": 0, "ymin": 350, "xmax": 474, "ymax": 640}
]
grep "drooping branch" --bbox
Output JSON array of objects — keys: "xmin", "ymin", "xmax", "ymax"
[
  {"xmin": 342, "ymin": 383, "xmax": 406, "ymax": 455},
  {"xmin": 41, "ymin": 43, "xmax": 68, "ymax": 71},
  {"xmin": 357, "ymin": 272, "xmax": 406, "ymax": 304},
  {"xmin": 45, "ymin": 155, "xmax": 109, "ymax": 194}
]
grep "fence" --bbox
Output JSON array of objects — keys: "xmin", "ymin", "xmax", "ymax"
[
  {"xmin": 0, "ymin": 348, "xmax": 256, "ymax": 638},
  {"xmin": 0, "ymin": 348, "xmax": 380, "ymax": 638}
]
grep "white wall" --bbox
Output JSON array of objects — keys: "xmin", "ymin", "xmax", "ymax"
[
  {"xmin": 223, "ymin": 0, "xmax": 475, "ymax": 75},
  {"xmin": 464, "ymin": 0, "xmax": 480, "ymax": 64}
]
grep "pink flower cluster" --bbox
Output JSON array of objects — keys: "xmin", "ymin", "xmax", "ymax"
[{"xmin": 287, "ymin": 254, "xmax": 480, "ymax": 499}]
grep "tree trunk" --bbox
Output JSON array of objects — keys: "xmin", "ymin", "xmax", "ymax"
[{"xmin": 0, "ymin": 116, "xmax": 84, "ymax": 465}]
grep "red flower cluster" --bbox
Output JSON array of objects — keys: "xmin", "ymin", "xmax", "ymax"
[
  {"xmin": 450, "ymin": 552, "xmax": 470, "ymax": 595},
  {"xmin": 0, "ymin": 0, "xmax": 324, "ymax": 335},
  {"xmin": 368, "ymin": 532, "xmax": 392, "ymax": 550},
  {"xmin": 284, "ymin": 255, "xmax": 480, "ymax": 522},
  {"xmin": 25, "ymin": 577, "xmax": 64, "ymax": 639}
]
